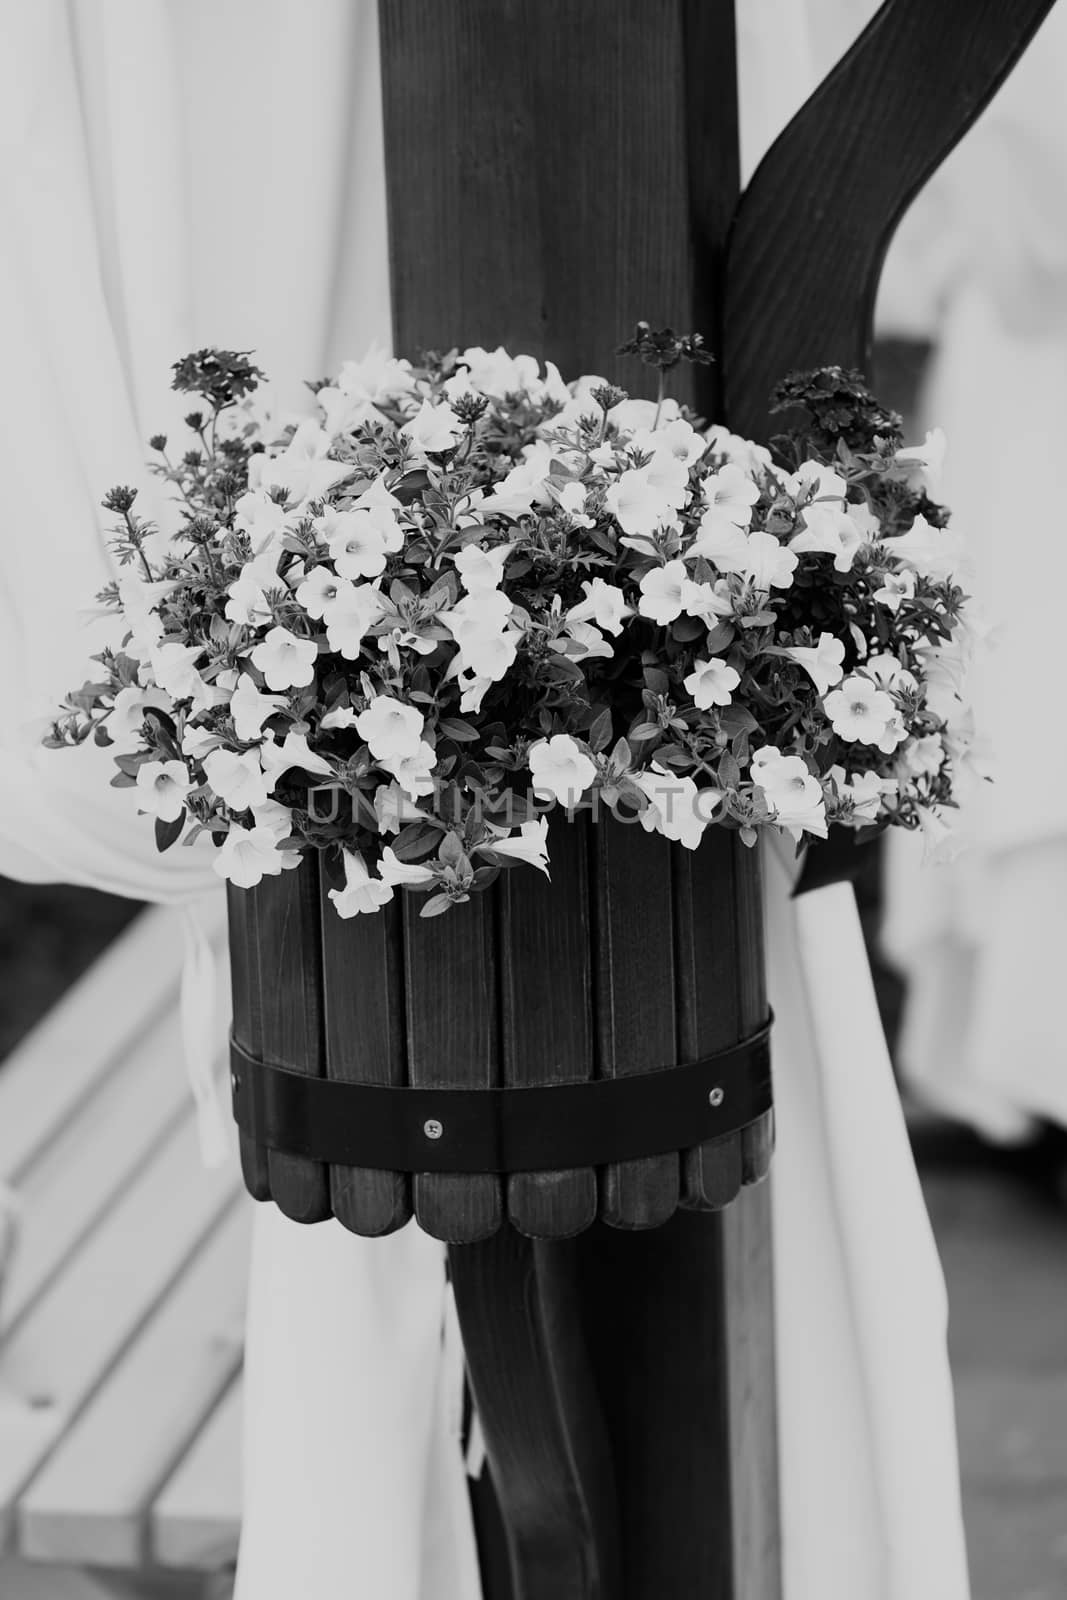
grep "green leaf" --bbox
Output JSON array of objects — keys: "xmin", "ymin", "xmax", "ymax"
[
  {"xmin": 154, "ymin": 814, "xmax": 185, "ymax": 852},
  {"xmin": 588, "ymin": 707, "xmax": 613, "ymax": 754},
  {"xmin": 420, "ymin": 892, "xmax": 453, "ymax": 918},
  {"xmin": 717, "ymin": 751, "xmax": 741, "ymax": 790},
  {"xmin": 438, "ymin": 718, "xmax": 480, "ymax": 742}
]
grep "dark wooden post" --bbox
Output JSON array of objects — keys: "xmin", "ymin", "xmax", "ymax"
[{"xmin": 379, "ymin": 6, "xmax": 775, "ymax": 1598}]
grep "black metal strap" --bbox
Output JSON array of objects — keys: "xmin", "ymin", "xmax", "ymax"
[{"xmin": 230, "ymin": 1019, "xmax": 772, "ymax": 1175}]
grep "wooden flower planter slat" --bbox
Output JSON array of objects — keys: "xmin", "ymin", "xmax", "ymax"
[
  {"xmin": 499, "ymin": 814, "xmax": 598, "ymax": 1240},
  {"xmin": 319, "ymin": 890, "xmax": 412, "ymax": 1237},
  {"xmin": 226, "ymin": 883, "xmax": 271, "ymax": 1204},
  {"xmin": 256, "ymin": 865, "xmax": 330, "ymax": 1224},
  {"xmin": 404, "ymin": 893, "xmax": 504, "ymax": 1243}
]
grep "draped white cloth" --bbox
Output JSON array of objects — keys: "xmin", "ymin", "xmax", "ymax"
[
  {"xmin": 876, "ymin": 1, "xmax": 1067, "ymax": 1140},
  {"xmin": 0, "ymin": 3, "xmax": 969, "ymax": 1597}
]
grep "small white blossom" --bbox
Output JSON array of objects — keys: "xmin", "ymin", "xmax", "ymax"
[
  {"xmin": 790, "ymin": 504, "xmax": 866, "ymax": 572},
  {"xmin": 454, "ymin": 543, "xmax": 511, "ymax": 592},
  {"xmin": 259, "ymin": 732, "xmax": 334, "ymax": 791},
  {"xmin": 135, "ymin": 759, "xmax": 192, "ymax": 822},
  {"xmin": 108, "ymin": 685, "xmax": 169, "ymax": 749},
  {"xmin": 700, "ymin": 464, "xmax": 760, "ymax": 528},
  {"xmin": 567, "ymin": 577, "xmax": 631, "ymax": 637},
  {"xmin": 401, "ymin": 398, "xmax": 464, "ymax": 456},
  {"xmin": 229, "ymin": 674, "xmax": 288, "ymax": 740},
  {"xmin": 634, "ymin": 767, "xmax": 717, "ymax": 850},
  {"xmin": 684, "ymin": 657, "xmax": 740, "ymax": 709},
  {"xmin": 743, "ymin": 531, "xmax": 798, "ymax": 591},
  {"xmin": 374, "ymin": 781, "xmax": 424, "ymax": 835},
  {"xmin": 250, "ymin": 420, "xmax": 349, "ymax": 506},
  {"xmin": 379, "ymin": 847, "xmax": 437, "ymax": 887},
  {"xmin": 482, "ymin": 817, "xmax": 551, "ymax": 874},
  {"xmin": 899, "ymin": 732, "xmax": 945, "ymax": 782},
  {"xmin": 605, "ymin": 467, "xmax": 676, "ymax": 538},
  {"xmin": 704, "ymin": 423, "xmax": 773, "ymax": 476},
  {"xmin": 355, "ymin": 696, "xmax": 424, "ymax": 761},
  {"xmin": 783, "ymin": 632, "xmax": 846, "ymax": 696},
  {"xmin": 885, "ymin": 513, "xmax": 964, "ymax": 581},
  {"xmin": 320, "ymin": 705, "xmax": 360, "ymax": 731},
  {"xmin": 785, "ymin": 460, "xmax": 848, "ymax": 502},
  {"xmin": 873, "ymin": 569, "xmax": 916, "ymax": 611},
  {"xmin": 323, "ymin": 505, "xmax": 403, "ymax": 581},
  {"xmin": 528, "ymin": 734, "xmax": 596, "ymax": 807},
  {"xmin": 150, "ymin": 643, "xmax": 210, "ymax": 708},
  {"xmin": 327, "ymin": 850, "xmax": 394, "ymax": 916},
  {"xmin": 828, "ymin": 764, "xmax": 892, "ymax": 822},
  {"xmin": 250, "ymin": 626, "xmax": 318, "ymax": 691},
  {"xmin": 296, "ymin": 565, "xmax": 346, "ymax": 620},
  {"xmin": 203, "ymin": 748, "xmax": 272, "ymax": 812},
  {"xmin": 686, "ymin": 516, "xmax": 751, "ymax": 569},
  {"xmin": 380, "ymin": 739, "xmax": 437, "ymax": 799},
  {"xmin": 823, "ymin": 675, "xmax": 897, "ymax": 745},
  {"xmin": 212, "ymin": 825, "xmax": 297, "ymax": 889},
  {"xmin": 750, "ymin": 747, "xmax": 827, "ymax": 841},
  {"xmin": 638, "ymin": 561, "xmax": 689, "ymax": 625},
  {"xmin": 324, "ymin": 582, "xmax": 385, "ymax": 659}
]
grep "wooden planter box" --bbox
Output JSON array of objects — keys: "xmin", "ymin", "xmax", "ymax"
[{"xmin": 227, "ymin": 812, "xmax": 772, "ymax": 1243}]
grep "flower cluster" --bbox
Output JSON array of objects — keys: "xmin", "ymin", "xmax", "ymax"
[{"xmin": 49, "ymin": 340, "xmax": 977, "ymax": 915}]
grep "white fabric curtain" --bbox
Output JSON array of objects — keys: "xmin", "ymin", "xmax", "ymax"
[{"xmin": 0, "ymin": 3, "xmax": 969, "ymax": 1597}]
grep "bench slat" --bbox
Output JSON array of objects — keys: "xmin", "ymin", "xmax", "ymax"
[
  {"xmin": 0, "ymin": 897, "xmax": 226, "ymax": 1186},
  {"xmin": 150, "ymin": 1377, "xmax": 242, "ymax": 1572},
  {"xmin": 16, "ymin": 1199, "xmax": 249, "ymax": 1568},
  {"xmin": 0, "ymin": 1105, "xmax": 238, "ymax": 1549},
  {"xmin": 1, "ymin": 1014, "xmax": 198, "ymax": 1334}
]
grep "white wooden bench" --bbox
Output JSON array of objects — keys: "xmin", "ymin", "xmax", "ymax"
[{"xmin": 0, "ymin": 898, "xmax": 244, "ymax": 1600}]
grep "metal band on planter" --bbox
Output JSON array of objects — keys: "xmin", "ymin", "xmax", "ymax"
[{"xmin": 230, "ymin": 1017, "xmax": 772, "ymax": 1175}]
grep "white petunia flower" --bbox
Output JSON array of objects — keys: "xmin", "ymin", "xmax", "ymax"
[
  {"xmin": 374, "ymin": 781, "xmax": 424, "ymax": 835},
  {"xmin": 322, "ymin": 505, "xmax": 403, "ymax": 581},
  {"xmin": 750, "ymin": 747, "xmax": 827, "ymax": 841},
  {"xmin": 784, "ymin": 460, "xmax": 848, "ymax": 502},
  {"xmin": 480, "ymin": 444, "xmax": 555, "ymax": 518},
  {"xmin": 249, "ymin": 798, "xmax": 294, "ymax": 843},
  {"xmin": 700, "ymin": 464, "xmax": 760, "ymax": 528},
  {"xmin": 229, "ymin": 674, "xmax": 288, "ymax": 741},
  {"xmin": 567, "ymin": 577, "xmax": 631, "ymax": 636},
  {"xmin": 380, "ymin": 739, "xmax": 437, "ymax": 799},
  {"xmin": 782, "ymin": 632, "xmax": 846, "ymax": 696},
  {"xmin": 605, "ymin": 466, "xmax": 676, "ymax": 538},
  {"xmin": 324, "ymin": 582, "xmax": 385, "ymax": 659},
  {"xmin": 884, "ymin": 513, "xmax": 964, "ymax": 581},
  {"xmin": 335, "ymin": 346, "xmax": 415, "ymax": 404},
  {"xmin": 233, "ymin": 490, "xmax": 291, "ymax": 558},
  {"xmin": 320, "ymin": 705, "xmax": 360, "ymax": 731},
  {"xmin": 528, "ymin": 734, "xmax": 596, "ymax": 808},
  {"xmin": 250, "ymin": 626, "xmax": 318, "ymax": 691},
  {"xmin": 638, "ymin": 560, "xmax": 689, "ymax": 625},
  {"xmin": 224, "ymin": 567, "xmax": 274, "ymax": 626},
  {"xmin": 684, "ymin": 657, "xmax": 740, "ymax": 709},
  {"xmin": 483, "ymin": 817, "xmax": 551, "ymax": 874},
  {"xmin": 401, "ymin": 398, "xmax": 464, "ymax": 456},
  {"xmin": 108, "ymin": 685, "xmax": 169, "ymax": 749},
  {"xmin": 212, "ymin": 825, "xmax": 297, "ymax": 889},
  {"xmin": 704, "ymin": 423, "xmax": 773, "ymax": 476},
  {"xmin": 828, "ymin": 764, "xmax": 892, "ymax": 822},
  {"xmin": 898, "ymin": 732, "xmax": 945, "ymax": 782},
  {"xmin": 873, "ymin": 569, "xmax": 916, "ymax": 611},
  {"xmin": 457, "ymin": 346, "xmax": 543, "ymax": 399},
  {"xmin": 632, "ymin": 418, "xmax": 707, "ymax": 470},
  {"xmin": 686, "ymin": 516, "xmax": 752, "ymax": 570},
  {"xmin": 680, "ymin": 577, "xmax": 734, "ymax": 623},
  {"xmin": 863, "ymin": 652, "xmax": 917, "ymax": 694},
  {"xmin": 555, "ymin": 620, "xmax": 613, "ymax": 662},
  {"xmin": 296, "ymin": 564, "xmax": 347, "ymax": 620},
  {"xmin": 203, "ymin": 748, "xmax": 272, "ymax": 813},
  {"xmin": 135, "ymin": 759, "xmax": 192, "ymax": 822},
  {"xmin": 790, "ymin": 504, "xmax": 866, "ymax": 573},
  {"xmin": 551, "ymin": 480, "xmax": 593, "ymax": 527},
  {"xmin": 250, "ymin": 420, "xmax": 349, "ymax": 506},
  {"xmin": 149, "ymin": 643, "xmax": 209, "ymax": 707},
  {"xmin": 634, "ymin": 767, "xmax": 717, "ymax": 850},
  {"xmin": 379, "ymin": 847, "xmax": 437, "ymax": 887},
  {"xmin": 454, "ymin": 543, "xmax": 511, "ymax": 592},
  {"xmin": 259, "ymin": 732, "xmax": 334, "ymax": 791},
  {"xmin": 117, "ymin": 576, "xmax": 171, "ymax": 654},
  {"xmin": 743, "ymin": 531, "xmax": 798, "ymax": 591},
  {"xmin": 355, "ymin": 696, "xmax": 424, "ymax": 762},
  {"xmin": 823, "ymin": 675, "xmax": 897, "ymax": 745},
  {"xmin": 327, "ymin": 850, "xmax": 394, "ymax": 916}
]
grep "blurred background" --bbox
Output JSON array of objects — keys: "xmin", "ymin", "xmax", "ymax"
[{"xmin": 3, "ymin": 3, "xmax": 1067, "ymax": 1598}]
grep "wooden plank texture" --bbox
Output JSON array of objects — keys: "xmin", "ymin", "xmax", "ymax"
[
  {"xmin": 226, "ymin": 884, "xmax": 270, "ymax": 1203},
  {"xmin": 499, "ymin": 812, "xmax": 597, "ymax": 1239},
  {"xmin": 150, "ymin": 1380, "xmax": 241, "ymax": 1572},
  {"xmin": 319, "ymin": 891, "xmax": 411, "ymax": 1235},
  {"xmin": 403, "ymin": 893, "xmax": 502, "ymax": 1242},
  {"xmin": 17, "ymin": 1202, "xmax": 249, "ymax": 1569},
  {"xmin": 0, "ymin": 1109, "xmax": 238, "ymax": 1549},
  {"xmin": 722, "ymin": 0, "xmax": 1057, "ymax": 439},
  {"xmin": 592, "ymin": 819, "xmax": 679, "ymax": 1230},
  {"xmin": 251, "ymin": 863, "xmax": 330, "ymax": 1223}
]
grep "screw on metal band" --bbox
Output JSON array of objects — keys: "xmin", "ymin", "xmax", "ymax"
[
  {"xmin": 708, "ymin": 1087, "xmax": 725, "ymax": 1108},
  {"xmin": 423, "ymin": 1118, "xmax": 444, "ymax": 1140}
]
